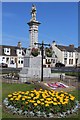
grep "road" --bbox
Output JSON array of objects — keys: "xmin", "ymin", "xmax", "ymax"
[
  {"xmin": 51, "ymin": 67, "xmax": 80, "ymax": 73},
  {"xmin": 0, "ymin": 67, "xmax": 80, "ymax": 74},
  {"xmin": 0, "ymin": 67, "xmax": 22, "ymax": 74}
]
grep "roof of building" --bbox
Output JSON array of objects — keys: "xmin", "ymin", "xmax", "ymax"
[
  {"xmin": 55, "ymin": 44, "xmax": 78, "ymax": 52},
  {"xmin": 0, "ymin": 45, "xmax": 26, "ymax": 56},
  {"xmin": 78, "ymin": 46, "xmax": 80, "ymax": 52}
]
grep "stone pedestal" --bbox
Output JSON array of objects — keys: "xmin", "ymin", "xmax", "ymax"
[
  {"xmin": 19, "ymin": 55, "xmax": 65, "ymax": 82},
  {"xmin": 19, "ymin": 55, "xmax": 41, "ymax": 82}
]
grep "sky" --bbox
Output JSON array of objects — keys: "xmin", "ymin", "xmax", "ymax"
[{"xmin": 2, "ymin": 2, "xmax": 78, "ymax": 48}]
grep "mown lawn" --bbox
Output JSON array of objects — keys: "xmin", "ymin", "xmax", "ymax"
[{"xmin": 2, "ymin": 82, "xmax": 80, "ymax": 119}]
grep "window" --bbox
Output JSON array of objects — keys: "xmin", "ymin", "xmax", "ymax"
[
  {"xmin": 46, "ymin": 59, "xmax": 47, "ymax": 64},
  {"xmin": 69, "ymin": 52, "xmax": 73, "ymax": 57},
  {"xmin": 2, "ymin": 57, "xmax": 5, "ymax": 59},
  {"xmin": 6, "ymin": 58, "xmax": 9, "ymax": 62},
  {"xmin": 10, "ymin": 60, "xmax": 14, "ymax": 64},
  {"xmin": 21, "ymin": 60, "xmax": 23, "ymax": 64},
  {"xmin": 53, "ymin": 59, "xmax": 55, "ymax": 63},
  {"xmin": 64, "ymin": 51, "xmax": 67, "ymax": 58},
  {"xmin": 69, "ymin": 59, "xmax": 73, "ymax": 64},
  {"xmin": 7, "ymin": 48, "xmax": 9, "ymax": 52},
  {"xmin": 64, "ymin": 58, "xmax": 67, "ymax": 64},
  {"xmin": 19, "ymin": 51, "xmax": 21, "ymax": 54},
  {"xmin": 18, "ymin": 60, "xmax": 20, "ymax": 64}
]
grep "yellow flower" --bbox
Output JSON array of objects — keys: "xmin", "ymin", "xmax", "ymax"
[
  {"xmin": 25, "ymin": 91, "xmax": 29, "ymax": 95},
  {"xmin": 29, "ymin": 100, "xmax": 35, "ymax": 103},
  {"xmin": 22, "ymin": 98, "xmax": 25, "ymax": 100},
  {"xmin": 24, "ymin": 96, "xmax": 28, "ymax": 99},
  {"xmin": 40, "ymin": 88, "xmax": 42, "ymax": 91},
  {"xmin": 60, "ymin": 94, "xmax": 64, "ymax": 97},
  {"xmin": 62, "ymin": 102, "xmax": 66, "ymax": 105},
  {"xmin": 21, "ymin": 92, "xmax": 25, "ymax": 94},
  {"xmin": 58, "ymin": 102, "xmax": 61, "ymax": 105},
  {"xmin": 13, "ymin": 96, "xmax": 17, "ymax": 98},
  {"xmin": 41, "ymin": 102, "xmax": 44, "ymax": 105},
  {"xmin": 30, "ymin": 93, "xmax": 34, "ymax": 97},
  {"xmin": 8, "ymin": 94, "xmax": 12, "ymax": 97},
  {"xmin": 40, "ymin": 99, "xmax": 44, "ymax": 101},
  {"xmin": 53, "ymin": 98, "xmax": 57, "ymax": 101},
  {"xmin": 34, "ymin": 90, "xmax": 37, "ymax": 92},
  {"xmin": 53, "ymin": 102, "xmax": 57, "ymax": 105},
  {"xmin": 15, "ymin": 98, "xmax": 20, "ymax": 101},
  {"xmin": 46, "ymin": 98, "xmax": 51, "ymax": 101},
  {"xmin": 25, "ymin": 101, "xmax": 28, "ymax": 104},
  {"xmin": 70, "ymin": 96, "xmax": 75, "ymax": 101},
  {"xmin": 45, "ymin": 104, "xmax": 49, "ymax": 107},
  {"xmin": 18, "ymin": 95, "xmax": 22, "ymax": 98},
  {"xmin": 64, "ymin": 98, "xmax": 69, "ymax": 102},
  {"xmin": 37, "ymin": 100, "xmax": 41, "ymax": 104},
  {"xmin": 10, "ymin": 98, "xmax": 14, "ymax": 100},
  {"xmin": 27, "ymin": 97, "xmax": 31, "ymax": 99},
  {"xmin": 45, "ymin": 101, "xmax": 48, "ymax": 103},
  {"xmin": 13, "ymin": 93, "xmax": 18, "ymax": 96},
  {"xmin": 34, "ymin": 103, "xmax": 37, "ymax": 106}
]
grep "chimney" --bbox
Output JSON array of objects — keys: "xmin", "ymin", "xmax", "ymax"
[
  {"xmin": 17, "ymin": 41, "xmax": 22, "ymax": 48},
  {"xmin": 52, "ymin": 41, "xmax": 56, "ymax": 46},
  {"xmin": 69, "ymin": 44, "xmax": 74, "ymax": 48}
]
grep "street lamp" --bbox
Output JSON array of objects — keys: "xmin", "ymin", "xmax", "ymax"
[{"xmin": 34, "ymin": 41, "xmax": 50, "ymax": 82}]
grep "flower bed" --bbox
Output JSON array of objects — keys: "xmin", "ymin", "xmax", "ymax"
[{"xmin": 3, "ymin": 89, "xmax": 79, "ymax": 118}]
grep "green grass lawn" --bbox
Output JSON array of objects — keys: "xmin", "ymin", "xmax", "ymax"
[{"xmin": 2, "ymin": 82, "xmax": 80, "ymax": 119}]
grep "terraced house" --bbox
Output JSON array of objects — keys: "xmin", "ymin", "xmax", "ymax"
[
  {"xmin": 52, "ymin": 41, "xmax": 79, "ymax": 67},
  {"xmin": 0, "ymin": 42, "xmax": 26, "ymax": 68},
  {"xmin": 0, "ymin": 41, "xmax": 79, "ymax": 68}
]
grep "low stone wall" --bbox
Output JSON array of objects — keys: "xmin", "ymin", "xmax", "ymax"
[{"xmin": 19, "ymin": 72, "xmax": 65, "ymax": 83}]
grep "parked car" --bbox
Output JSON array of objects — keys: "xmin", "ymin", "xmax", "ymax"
[
  {"xmin": 0, "ymin": 63, "xmax": 8, "ymax": 68},
  {"xmin": 55, "ymin": 63, "xmax": 65, "ymax": 67}
]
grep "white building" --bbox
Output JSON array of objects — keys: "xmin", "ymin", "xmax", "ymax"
[
  {"xmin": 52, "ymin": 41, "xmax": 78, "ymax": 67},
  {"xmin": 78, "ymin": 46, "xmax": 80, "ymax": 67},
  {"xmin": 0, "ymin": 42, "xmax": 26, "ymax": 68}
]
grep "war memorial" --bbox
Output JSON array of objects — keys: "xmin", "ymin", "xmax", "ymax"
[
  {"xmin": 19, "ymin": 5, "xmax": 65, "ymax": 82},
  {"xmin": 2, "ymin": 4, "xmax": 79, "ymax": 119}
]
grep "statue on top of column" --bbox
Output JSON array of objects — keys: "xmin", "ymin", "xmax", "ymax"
[{"xmin": 31, "ymin": 4, "xmax": 36, "ymax": 21}]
